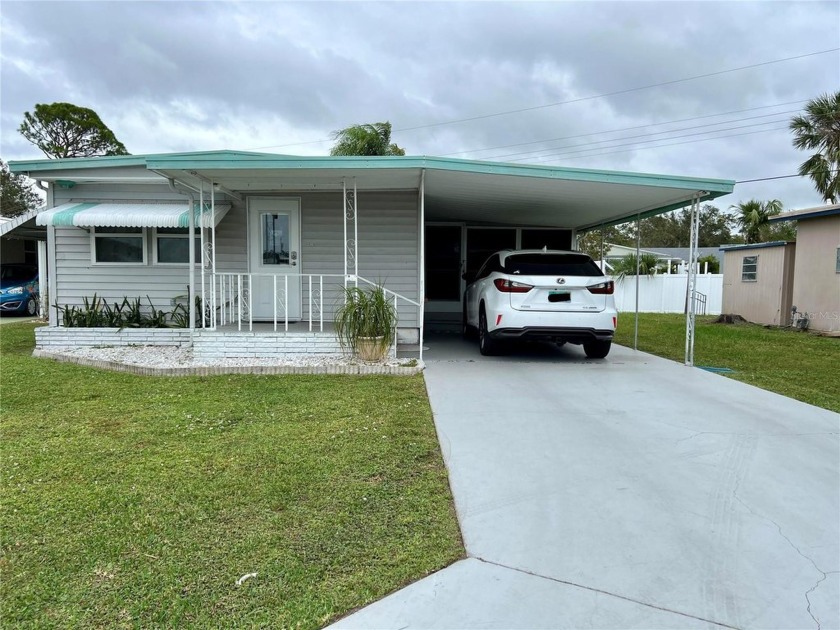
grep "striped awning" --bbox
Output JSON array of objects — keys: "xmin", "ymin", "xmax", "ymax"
[{"xmin": 35, "ymin": 202, "xmax": 231, "ymax": 228}]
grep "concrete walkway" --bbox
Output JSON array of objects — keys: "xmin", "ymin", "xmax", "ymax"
[{"xmin": 334, "ymin": 335, "xmax": 839, "ymax": 629}]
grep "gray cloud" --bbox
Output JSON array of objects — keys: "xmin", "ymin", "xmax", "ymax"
[{"xmin": 1, "ymin": 0, "xmax": 838, "ymax": 210}]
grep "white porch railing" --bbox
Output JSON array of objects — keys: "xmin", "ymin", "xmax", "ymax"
[{"xmin": 211, "ymin": 273, "xmax": 423, "ymax": 359}]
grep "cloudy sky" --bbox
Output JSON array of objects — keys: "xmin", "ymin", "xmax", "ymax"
[{"xmin": 2, "ymin": 1, "xmax": 838, "ymax": 210}]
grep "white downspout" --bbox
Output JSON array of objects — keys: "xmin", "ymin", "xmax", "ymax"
[{"xmin": 168, "ymin": 178, "xmax": 196, "ymax": 344}]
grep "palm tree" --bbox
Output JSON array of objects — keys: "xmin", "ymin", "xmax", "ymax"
[
  {"xmin": 330, "ymin": 122, "xmax": 405, "ymax": 156},
  {"xmin": 731, "ymin": 199, "xmax": 783, "ymax": 244},
  {"xmin": 790, "ymin": 91, "xmax": 840, "ymax": 203},
  {"xmin": 610, "ymin": 253, "xmax": 664, "ymax": 281}
]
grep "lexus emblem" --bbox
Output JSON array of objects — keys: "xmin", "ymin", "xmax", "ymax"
[{"xmin": 556, "ymin": 278, "xmax": 566, "ymax": 285}]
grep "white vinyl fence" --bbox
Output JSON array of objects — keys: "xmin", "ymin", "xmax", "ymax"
[{"xmin": 613, "ymin": 274, "xmax": 723, "ymax": 315}]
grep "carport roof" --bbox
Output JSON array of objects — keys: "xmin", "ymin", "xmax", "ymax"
[{"xmin": 10, "ymin": 150, "xmax": 735, "ymax": 231}]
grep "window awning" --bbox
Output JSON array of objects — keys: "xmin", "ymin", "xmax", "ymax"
[{"xmin": 35, "ymin": 202, "xmax": 231, "ymax": 228}]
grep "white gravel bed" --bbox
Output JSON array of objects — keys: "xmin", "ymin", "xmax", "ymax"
[{"xmin": 43, "ymin": 345, "xmax": 420, "ymax": 369}]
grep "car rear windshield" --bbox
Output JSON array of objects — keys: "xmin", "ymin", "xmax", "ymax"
[
  {"xmin": 504, "ymin": 254, "xmax": 603, "ymax": 277},
  {"xmin": 1, "ymin": 266, "xmax": 36, "ymax": 283}
]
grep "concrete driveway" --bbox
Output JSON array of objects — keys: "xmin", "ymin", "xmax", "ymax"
[{"xmin": 335, "ymin": 335, "xmax": 839, "ymax": 629}]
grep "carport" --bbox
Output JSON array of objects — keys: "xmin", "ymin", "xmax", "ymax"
[
  {"xmin": 415, "ymin": 160, "xmax": 734, "ymax": 365},
  {"xmin": 139, "ymin": 156, "xmax": 734, "ymax": 362},
  {"xmin": 1, "ymin": 209, "xmax": 48, "ymax": 314}
]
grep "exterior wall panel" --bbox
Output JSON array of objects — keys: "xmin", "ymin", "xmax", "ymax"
[
  {"xmin": 49, "ymin": 186, "xmax": 420, "ymax": 329},
  {"xmin": 721, "ymin": 243, "xmax": 795, "ymax": 326},
  {"xmin": 298, "ymin": 191, "xmax": 420, "ymax": 327},
  {"xmin": 791, "ymin": 216, "xmax": 840, "ymax": 332}
]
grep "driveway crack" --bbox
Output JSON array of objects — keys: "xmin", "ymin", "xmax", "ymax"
[
  {"xmin": 472, "ymin": 556, "xmax": 741, "ymax": 629},
  {"xmin": 733, "ymin": 485, "xmax": 834, "ymax": 629}
]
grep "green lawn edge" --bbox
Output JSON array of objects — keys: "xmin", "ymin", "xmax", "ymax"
[
  {"xmin": 613, "ymin": 313, "xmax": 840, "ymax": 413},
  {"xmin": 0, "ymin": 322, "xmax": 465, "ymax": 628}
]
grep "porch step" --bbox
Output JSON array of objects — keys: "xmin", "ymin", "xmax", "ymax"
[{"xmin": 192, "ymin": 329, "xmax": 342, "ymax": 359}]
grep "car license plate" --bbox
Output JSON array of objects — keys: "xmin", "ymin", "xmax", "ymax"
[{"xmin": 548, "ymin": 291, "xmax": 570, "ymax": 303}]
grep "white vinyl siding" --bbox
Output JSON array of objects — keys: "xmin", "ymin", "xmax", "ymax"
[
  {"xmin": 50, "ymin": 186, "xmax": 420, "ymax": 326},
  {"xmin": 299, "ymin": 191, "xmax": 420, "ymax": 326},
  {"xmin": 52, "ymin": 182, "xmax": 246, "ymax": 313}
]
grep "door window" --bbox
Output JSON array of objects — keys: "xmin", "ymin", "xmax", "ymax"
[{"xmin": 261, "ymin": 213, "xmax": 290, "ymax": 265}]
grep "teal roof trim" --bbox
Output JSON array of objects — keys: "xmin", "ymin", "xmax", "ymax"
[
  {"xmin": 147, "ymin": 153, "xmax": 736, "ymax": 194},
  {"xmin": 10, "ymin": 150, "xmax": 735, "ymax": 195},
  {"xmin": 7, "ymin": 150, "xmax": 275, "ymax": 173}
]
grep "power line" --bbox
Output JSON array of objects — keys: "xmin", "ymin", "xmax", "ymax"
[
  {"xmin": 503, "ymin": 121, "xmax": 792, "ymax": 163},
  {"xmin": 394, "ymin": 49, "xmax": 837, "ymax": 133},
  {"xmin": 516, "ymin": 125, "xmax": 790, "ymax": 164},
  {"xmin": 245, "ymin": 48, "xmax": 837, "ymax": 151},
  {"xmin": 440, "ymin": 100, "xmax": 808, "ymax": 157},
  {"xmin": 478, "ymin": 111, "xmax": 798, "ymax": 161}
]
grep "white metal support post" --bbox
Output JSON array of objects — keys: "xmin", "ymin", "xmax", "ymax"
[
  {"xmin": 188, "ymin": 194, "xmax": 195, "ymax": 343},
  {"xmin": 37, "ymin": 239, "xmax": 47, "ymax": 318},
  {"xmin": 209, "ymin": 182, "xmax": 213, "ymax": 330},
  {"xmin": 343, "ymin": 178, "xmax": 359, "ymax": 292},
  {"xmin": 599, "ymin": 224, "xmax": 604, "ymax": 271},
  {"xmin": 634, "ymin": 213, "xmax": 641, "ymax": 350},
  {"xmin": 199, "ymin": 184, "xmax": 206, "ymax": 329},
  {"xmin": 684, "ymin": 193, "xmax": 702, "ymax": 366}
]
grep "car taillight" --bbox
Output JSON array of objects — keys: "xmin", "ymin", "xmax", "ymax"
[
  {"xmin": 587, "ymin": 281, "xmax": 614, "ymax": 295},
  {"xmin": 493, "ymin": 278, "xmax": 533, "ymax": 293}
]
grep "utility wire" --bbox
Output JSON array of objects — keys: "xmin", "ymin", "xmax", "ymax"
[
  {"xmin": 503, "ymin": 121, "xmax": 792, "ymax": 162},
  {"xmin": 440, "ymin": 100, "xmax": 808, "ymax": 157},
  {"xmin": 245, "ymin": 48, "xmax": 837, "ymax": 151},
  {"xmin": 478, "ymin": 111, "xmax": 798, "ymax": 161},
  {"xmin": 517, "ymin": 125, "xmax": 790, "ymax": 164},
  {"xmin": 395, "ymin": 49, "xmax": 837, "ymax": 132}
]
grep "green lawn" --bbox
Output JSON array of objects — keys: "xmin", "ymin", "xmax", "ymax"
[
  {"xmin": 613, "ymin": 313, "xmax": 840, "ymax": 413},
  {"xmin": 0, "ymin": 323, "xmax": 463, "ymax": 628}
]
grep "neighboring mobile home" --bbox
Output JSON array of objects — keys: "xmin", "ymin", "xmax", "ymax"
[
  {"xmin": 9, "ymin": 151, "xmax": 734, "ymax": 357},
  {"xmin": 720, "ymin": 242, "xmax": 796, "ymax": 326},
  {"xmin": 768, "ymin": 203, "xmax": 840, "ymax": 333}
]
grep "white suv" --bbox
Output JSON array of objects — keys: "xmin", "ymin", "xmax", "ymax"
[{"xmin": 463, "ymin": 250, "xmax": 617, "ymax": 358}]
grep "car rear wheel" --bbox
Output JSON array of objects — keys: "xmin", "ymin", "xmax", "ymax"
[
  {"xmin": 583, "ymin": 340, "xmax": 611, "ymax": 359},
  {"xmin": 25, "ymin": 297, "xmax": 38, "ymax": 316},
  {"xmin": 478, "ymin": 308, "xmax": 499, "ymax": 356}
]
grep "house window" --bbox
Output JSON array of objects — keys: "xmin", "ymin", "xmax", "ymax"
[
  {"xmin": 741, "ymin": 255, "xmax": 758, "ymax": 282},
  {"xmin": 92, "ymin": 227, "xmax": 146, "ymax": 264},
  {"xmin": 836, "ymin": 247, "xmax": 840, "ymax": 273},
  {"xmin": 154, "ymin": 228, "xmax": 202, "ymax": 265}
]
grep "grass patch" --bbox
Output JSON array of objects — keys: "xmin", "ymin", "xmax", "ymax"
[
  {"xmin": 614, "ymin": 313, "xmax": 840, "ymax": 413},
  {"xmin": 0, "ymin": 323, "xmax": 463, "ymax": 628}
]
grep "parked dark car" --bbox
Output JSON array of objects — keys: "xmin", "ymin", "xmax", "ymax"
[{"xmin": 0, "ymin": 264, "xmax": 39, "ymax": 316}]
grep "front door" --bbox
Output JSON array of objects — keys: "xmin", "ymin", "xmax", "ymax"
[{"xmin": 248, "ymin": 198, "xmax": 301, "ymax": 320}]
